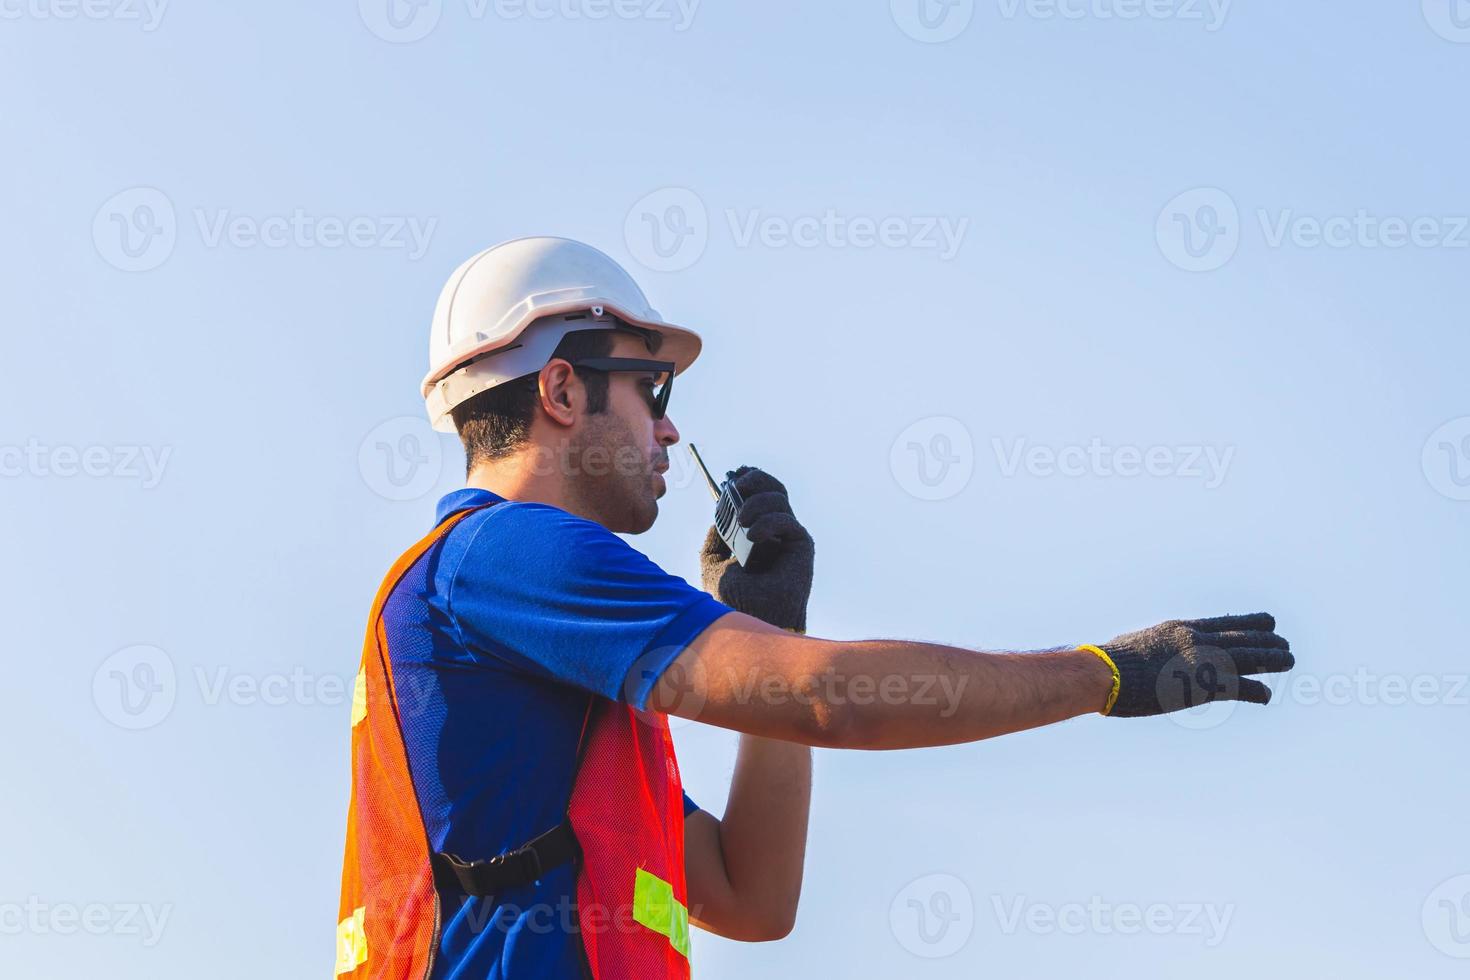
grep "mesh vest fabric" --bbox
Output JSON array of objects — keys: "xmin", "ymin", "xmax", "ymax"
[
  {"xmin": 337, "ymin": 510, "xmax": 479, "ymax": 979},
  {"xmin": 337, "ymin": 508, "xmax": 693, "ymax": 979},
  {"xmin": 570, "ymin": 703, "xmax": 692, "ymax": 979}
]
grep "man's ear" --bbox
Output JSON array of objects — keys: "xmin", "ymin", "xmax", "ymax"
[{"xmin": 537, "ymin": 359, "xmax": 579, "ymax": 428}]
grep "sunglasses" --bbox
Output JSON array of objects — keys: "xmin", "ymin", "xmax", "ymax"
[{"xmin": 567, "ymin": 357, "xmax": 676, "ymax": 420}]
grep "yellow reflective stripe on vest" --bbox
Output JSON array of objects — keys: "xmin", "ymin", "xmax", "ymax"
[
  {"xmin": 335, "ymin": 906, "xmax": 368, "ymax": 975},
  {"xmin": 350, "ymin": 667, "xmax": 368, "ymax": 728},
  {"xmin": 632, "ymin": 868, "xmax": 690, "ymax": 959}
]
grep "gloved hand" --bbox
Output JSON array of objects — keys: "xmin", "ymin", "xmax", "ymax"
[
  {"xmin": 1084, "ymin": 612, "xmax": 1294, "ymax": 718},
  {"xmin": 699, "ymin": 467, "xmax": 814, "ymax": 633}
]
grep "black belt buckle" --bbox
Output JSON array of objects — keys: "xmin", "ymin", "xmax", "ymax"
[
  {"xmin": 432, "ymin": 822, "xmax": 576, "ymax": 898},
  {"xmin": 491, "ymin": 843, "xmax": 543, "ymax": 884}
]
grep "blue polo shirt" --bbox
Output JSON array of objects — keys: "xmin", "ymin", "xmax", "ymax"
[{"xmin": 383, "ymin": 488, "xmax": 731, "ymax": 979}]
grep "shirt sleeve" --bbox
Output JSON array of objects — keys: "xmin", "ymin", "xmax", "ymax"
[
  {"xmin": 682, "ymin": 791, "xmax": 700, "ymax": 817},
  {"xmin": 444, "ymin": 502, "xmax": 732, "ymax": 709}
]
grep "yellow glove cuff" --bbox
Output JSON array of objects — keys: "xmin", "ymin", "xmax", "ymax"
[{"xmin": 1078, "ymin": 644, "xmax": 1121, "ymax": 715}]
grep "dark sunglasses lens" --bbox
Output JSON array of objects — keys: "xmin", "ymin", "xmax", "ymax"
[{"xmin": 650, "ymin": 373, "xmax": 671, "ymax": 419}]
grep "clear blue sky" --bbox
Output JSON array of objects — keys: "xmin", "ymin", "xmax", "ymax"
[{"xmin": 3, "ymin": 2, "xmax": 1469, "ymax": 976}]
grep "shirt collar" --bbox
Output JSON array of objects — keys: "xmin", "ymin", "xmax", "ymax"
[{"xmin": 435, "ymin": 487, "xmax": 506, "ymax": 525}]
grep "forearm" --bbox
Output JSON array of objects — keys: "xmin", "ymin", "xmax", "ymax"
[
  {"xmin": 823, "ymin": 640, "xmax": 1114, "ymax": 750},
  {"xmin": 668, "ymin": 614, "xmax": 1117, "ymax": 750},
  {"xmin": 715, "ymin": 734, "xmax": 812, "ymax": 936}
]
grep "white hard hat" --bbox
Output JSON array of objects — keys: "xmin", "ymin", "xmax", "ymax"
[{"xmin": 422, "ymin": 236, "xmax": 703, "ymax": 432}]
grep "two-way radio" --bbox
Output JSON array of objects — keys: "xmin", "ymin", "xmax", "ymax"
[{"xmin": 687, "ymin": 444, "xmax": 778, "ymax": 570}]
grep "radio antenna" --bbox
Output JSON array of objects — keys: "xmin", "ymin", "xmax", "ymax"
[{"xmin": 687, "ymin": 444, "xmax": 721, "ymax": 501}]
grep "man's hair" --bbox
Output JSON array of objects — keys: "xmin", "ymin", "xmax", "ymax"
[
  {"xmin": 450, "ymin": 325, "xmax": 663, "ymax": 467},
  {"xmin": 451, "ymin": 329, "xmax": 612, "ymax": 466}
]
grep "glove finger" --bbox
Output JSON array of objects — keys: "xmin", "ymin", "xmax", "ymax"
[
  {"xmin": 1209, "ymin": 629, "xmax": 1289, "ymax": 650},
  {"xmin": 737, "ymin": 490, "xmax": 794, "ymax": 527},
  {"xmin": 1185, "ymin": 612, "xmax": 1276, "ymax": 633},
  {"xmin": 1230, "ymin": 647, "xmax": 1296, "ymax": 675},
  {"xmin": 729, "ymin": 466, "xmax": 789, "ymax": 498},
  {"xmin": 1232, "ymin": 677, "xmax": 1273, "ymax": 705},
  {"xmin": 745, "ymin": 511, "xmax": 811, "ymax": 546},
  {"xmin": 700, "ymin": 525, "xmax": 732, "ymax": 560}
]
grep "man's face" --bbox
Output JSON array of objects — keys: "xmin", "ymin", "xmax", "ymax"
[{"xmin": 566, "ymin": 332, "xmax": 681, "ymax": 534}]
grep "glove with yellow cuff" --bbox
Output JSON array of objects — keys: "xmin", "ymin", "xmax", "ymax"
[{"xmin": 1081, "ymin": 612, "xmax": 1294, "ymax": 718}]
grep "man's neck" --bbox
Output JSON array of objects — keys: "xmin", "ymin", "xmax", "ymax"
[{"xmin": 466, "ymin": 454, "xmax": 590, "ymax": 522}]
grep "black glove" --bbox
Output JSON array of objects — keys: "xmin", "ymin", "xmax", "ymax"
[
  {"xmin": 1088, "ymin": 612, "xmax": 1294, "ymax": 718},
  {"xmin": 699, "ymin": 467, "xmax": 814, "ymax": 633}
]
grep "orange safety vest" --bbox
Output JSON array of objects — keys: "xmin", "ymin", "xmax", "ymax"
[{"xmin": 336, "ymin": 507, "xmax": 693, "ymax": 979}]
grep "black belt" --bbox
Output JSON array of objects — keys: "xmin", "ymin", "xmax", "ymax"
[{"xmin": 431, "ymin": 821, "xmax": 580, "ymax": 897}]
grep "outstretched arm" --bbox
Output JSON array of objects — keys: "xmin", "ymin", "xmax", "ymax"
[
  {"xmin": 654, "ymin": 610, "xmax": 1293, "ymax": 749},
  {"xmin": 674, "ymin": 466, "xmax": 1294, "ymax": 935},
  {"xmin": 655, "ymin": 612, "xmax": 1113, "ymax": 748}
]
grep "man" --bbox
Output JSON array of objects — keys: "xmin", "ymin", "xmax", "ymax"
[{"xmin": 336, "ymin": 236, "xmax": 1295, "ymax": 979}]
